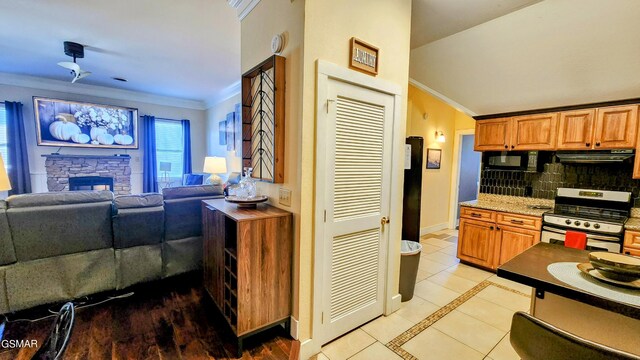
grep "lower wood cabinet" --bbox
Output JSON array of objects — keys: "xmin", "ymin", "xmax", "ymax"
[
  {"xmin": 623, "ymin": 230, "xmax": 640, "ymax": 256},
  {"xmin": 202, "ymin": 199, "xmax": 292, "ymax": 352},
  {"xmin": 458, "ymin": 206, "xmax": 541, "ymax": 270}
]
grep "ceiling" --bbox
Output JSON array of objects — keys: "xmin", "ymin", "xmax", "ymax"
[
  {"xmin": 410, "ymin": 0, "xmax": 541, "ymax": 49},
  {"xmin": 0, "ymin": 0, "xmax": 241, "ymax": 107},
  {"xmin": 410, "ymin": 0, "xmax": 640, "ymax": 115}
]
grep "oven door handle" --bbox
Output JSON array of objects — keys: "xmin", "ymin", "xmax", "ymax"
[{"xmin": 541, "ymin": 226, "xmax": 621, "ymax": 242}]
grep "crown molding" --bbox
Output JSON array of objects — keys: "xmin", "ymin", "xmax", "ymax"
[
  {"xmin": 204, "ymin": 80, "xmax": 241, "ymax": 109},
  {"xmin": 228, "ymin": 0, "xmax": 261, "ymax": 20},
  {"xmin": 409, "ymin": 78, "xmax": 477, "ymax": 117},
  {"xmin": 0, "ymin": 72, "xmax": 208, "ymax": 110}
]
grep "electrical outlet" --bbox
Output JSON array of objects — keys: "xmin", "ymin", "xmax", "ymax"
[{"xmin": 279, "ymin": 188, "xmax": 291, "ymax": 207}]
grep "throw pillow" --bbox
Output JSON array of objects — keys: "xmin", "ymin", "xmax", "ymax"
[{"xmin": 184, "ymin": 174, "xmax": 204, "ymax": 186}]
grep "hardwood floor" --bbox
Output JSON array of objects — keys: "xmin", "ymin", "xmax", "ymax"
[{"xmin": 0, "ymin": 274, "xmax": 297, "ymax": 360}]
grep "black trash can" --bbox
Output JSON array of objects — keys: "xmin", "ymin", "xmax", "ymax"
[{"xmin": 399, "ymin": 240, "xmax": 422, "ymax": 302}]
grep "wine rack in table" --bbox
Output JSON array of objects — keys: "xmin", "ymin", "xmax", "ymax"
[{"xmin": 202, "ymin": 198, "xmax": 292, "ymax": 355}]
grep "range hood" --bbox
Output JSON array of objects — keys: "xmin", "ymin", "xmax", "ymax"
[{"xmin": 556, "ymin": 150, "xmax": 634, "ymax": 164}]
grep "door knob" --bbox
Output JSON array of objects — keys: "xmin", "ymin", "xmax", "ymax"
[{"xmin": 381, "ymin": 216, "xmax": 390, "ymax": 231}]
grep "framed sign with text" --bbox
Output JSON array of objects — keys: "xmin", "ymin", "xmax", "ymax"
[{"xmin": 349, "ymin": 37, "xmax": 379, "ymax": 76}]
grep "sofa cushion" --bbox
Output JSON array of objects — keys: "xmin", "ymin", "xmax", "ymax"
[
  {"xmin": 162, "ymin": 185, "xmax": 223, "ymax": 200},
  {"xmin": 0, "ymin": 201, "xmax": 16, "ymax": 266},
  {"xmin": 115, "ymin": 245, "xmax": 162, "ymax": 290},
  {"xmin": 5, "ymin": 249, "xmax": 116, "ymax": 312},
  {"xmin": 114, "ymin": 193, "xmax": 163, "ymax": 209},
  {"xmin": 113, "ymin": 206, "xmax": 164, "ymax": 248},
  {"xmin": 6, "ymin": 190, "xmax": 114, "ymax": 208},
  {"xmin": 0, "ymin": 266, "xmax": 8, "ymax": 314},
  {"xmin": 162, "ymin": 236, "xmax": 202, "ymax": 277},
  {"xmin": 8, "ymin": 201, "xmax": 114, "ymax": 261}
]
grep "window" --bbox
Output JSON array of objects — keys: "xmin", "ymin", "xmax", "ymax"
[
  {"xmin": 155, "ymin": 119, "xmax": 184, "ymax": 182},
  {"xmin": 0, "ymin": 104, "xmax": 7, "ymax": 171}
]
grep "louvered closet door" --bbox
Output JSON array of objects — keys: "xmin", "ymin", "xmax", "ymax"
[{"xmin": 321, "ymin": 79, "xmax": 394, "ymax": 343}]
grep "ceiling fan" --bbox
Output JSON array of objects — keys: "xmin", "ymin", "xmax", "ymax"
[{"xmin": 57, "ymin": 41, "xmax": 91, "ymax": 83}]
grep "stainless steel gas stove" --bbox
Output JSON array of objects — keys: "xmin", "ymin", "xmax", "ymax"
[{"xmin": 541, "ymin": 188, "xmax": 632, "ymax": 253}]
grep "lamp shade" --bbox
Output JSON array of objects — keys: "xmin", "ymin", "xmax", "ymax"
[
  {"xmin": 159, "ymin": 161, "xmax": 172, "ymax": 172},
  {"xmin": 0, "ymin": 155, "xmax": 11, "ymax": 191},
  {"xmin": 203, "ymin": 156, "xmax": 227, "ymax": 174}
]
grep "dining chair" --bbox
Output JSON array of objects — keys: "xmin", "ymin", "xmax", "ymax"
[
  {"xmin": 32, "ymin": 302, "xmax": 75, "ymax": 360},
  {"xmin": 510, "ymin": 311, "xmax": 640, "ymax": 360}
]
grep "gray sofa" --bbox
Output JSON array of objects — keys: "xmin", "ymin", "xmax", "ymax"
[{"xmin": 0, "ymin": 185, "xmax": 223, "ymax": 314}]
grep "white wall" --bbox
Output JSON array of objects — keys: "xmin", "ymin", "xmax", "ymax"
[
  {"xmin": 205, "ymin": 93, "xmax": 242, "ymax": 173},
  {"xmin": 410, "ymin": 0, "xmax": 640, "ymax": 115},
  {"xmin": 0, "ymin": 83, "xmax": 207, "ymax": 193}
]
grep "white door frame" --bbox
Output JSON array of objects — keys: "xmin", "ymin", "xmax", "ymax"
[
  {"xmin": 447, "ymin": 129, "xmax": 478, "ymax": 229},
  {"xmin": 312, "ymin": 60, "xmax": 404, "ymax": 348}
]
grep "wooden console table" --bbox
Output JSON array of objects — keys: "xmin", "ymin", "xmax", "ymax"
[{"xmin": 201, "ymin": 198, "xmax": 292, "ymax": 355}]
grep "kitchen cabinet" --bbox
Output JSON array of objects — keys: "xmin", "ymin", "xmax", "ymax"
[
  {"xmin": 594, "ymin": 105, "xmax": 638, "ymax": 149},
  {"xmin": 510, "ymin": 113, "xmax": 558, "ymax": 151},
  {"xmin": 623, "ymin": 230, "xmax": 640, "ymax": 252},
  {"xmin": 474, "ymin": 118, "xmax": 511, "ymax": 151},
  {"xmin": 458, "ymin": 218, "xmax": 499, "ymax": 269},
  {"xmin": 497, "ymin": 225, "xmax": 540, "ymax": 265},
  {"xmin": 458, "ymin": 206, "xmax": 541, "ymax": 270},
  {"xmin": 556, "ymin": 109, "xmax": 596, "ymax": 150}
]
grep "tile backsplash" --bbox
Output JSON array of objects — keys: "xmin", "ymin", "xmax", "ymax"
[{"xmin": 479, "ymin": 157, "xmax": 640, "ymax": 205}]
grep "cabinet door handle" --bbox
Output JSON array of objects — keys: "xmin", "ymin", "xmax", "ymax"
[
  {"xmin": 510, "ymin": 219, "xmax": 524, "ymax": 224},
  {"xmin": 595, "ymin": 142, "xmax": 601, "ymax": 147},
  {"xmin": 511, "ymin": 145, "xmax": 515, "ymax": 149},
  {"xmin": 489, "ymin": 226, "xmax": 494, "ymax": 230},
  {"xmin": 586, "ymin": 142, "xmax": 590, "ymax": 147},
  {"xmin": 496, "ymin": 226, "xmax": 501, "ymax": 231},
  {"xmin": 504, "ymin": 144, "xmax": 508, "ymax": 149},
  {"xmin": 471, "ymin": 213, "xmax": 482, "ymax": 218}
]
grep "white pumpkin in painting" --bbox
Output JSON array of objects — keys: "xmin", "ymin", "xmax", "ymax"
[
  {"xmin": 49, "ymin": 116, "xmax": 81, "ymax": 141},
  {"xmin": 114, "ymin": 134, "xmax": 134, "ymax": 145},
  {"xmin": 96, "ymin": 133, "xmax": 114, "ymax": 145},
  {"xmin": 70, "ymin": 133, "xmax": 90, "ymax": 144},
  {"xmin": 90, "ymin": 127, "xmax": 107, "ymax": 140}
]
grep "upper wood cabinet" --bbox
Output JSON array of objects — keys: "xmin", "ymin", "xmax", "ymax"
[
  {"xmin": 510, "ymin": 113, "xmax": 558, "ymax": 151},
  {"xmin": 474, "ymin": 118, "xmax": 511, "ymax": 151},
  {"xmin": 557, "ymin": 109, "xmax": 596, "ymax": 150},
  {"xmin": 593, "ymin": 105, "xmax": 639, "ymax": 149}
]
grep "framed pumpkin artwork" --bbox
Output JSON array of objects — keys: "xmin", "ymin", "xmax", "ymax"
[{"xmin": 33, "ymin": 97, "xmax": 139, "ymax": 149}]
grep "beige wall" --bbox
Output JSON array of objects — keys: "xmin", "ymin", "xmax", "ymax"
[
  {"xmin": 406, "ymin": 84, "xmax": 474, "ymax": 230},
  {"xmin": 240, "ymin": 0, "xmax": 305, "ymax": 328},
  {"xmin": 0, "ymin": 83, "xmax": 207, "ymax": 194},
  {"xmin": 205, "ymin": 94, "xmax": 243, "ymax": 173},
  {"xmin": 300, "ymin": 0, "xmax": 412, "ymax": 344}
]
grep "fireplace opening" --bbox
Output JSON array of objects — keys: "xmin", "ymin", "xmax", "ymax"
[{"xmin": 69, "ymin": 176, "xmax": 114, "ymax": 192}]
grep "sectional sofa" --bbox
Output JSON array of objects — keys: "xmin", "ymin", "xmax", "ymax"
[{"xmin": 0, "ymin": 184, "xmax": 223, "ymax": 314}]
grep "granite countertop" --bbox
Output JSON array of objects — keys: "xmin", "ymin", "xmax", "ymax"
[
  {"xmin": 497, "ymin": 243, "xmax": 640, "ymax": 320},
  {"xmin": 460, "ymin": 194, "xmax": 554, "ymax": 217},
  {"xmin": 625, "ymin": 217, "xmax": 640, "ymax": 231}
]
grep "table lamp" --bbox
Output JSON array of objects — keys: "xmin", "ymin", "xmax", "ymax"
[
  {"xmin": 203, "ymin": 156, "xmax": 227, "ymax": 184},
  {"xmin": 0, "ymin": 155, "xmax": 12, "ymax": 194},
  {"xmin": 159, "ymin": 161, "xmax": 172, "ymax": 183}
]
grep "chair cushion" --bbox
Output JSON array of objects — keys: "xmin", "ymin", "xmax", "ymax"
[
  {"xmin": 114, "ymin": 193, "xmax": 163, "ymax": 209},
  {"xmin": 162, "ymin": 185, "xmax": 223, "ymax": 200},
  {"xmin": 6, "ymin": 191, "xmax": 114, "ymax": 208},
  {"xmin": 184, "ymin": 174, "xmax": 204, "ymax": 186}
]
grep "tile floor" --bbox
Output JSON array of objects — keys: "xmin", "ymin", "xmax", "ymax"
[{"xmin": 315, "ymin": 229, "xmax": 532, "ymax": 360}]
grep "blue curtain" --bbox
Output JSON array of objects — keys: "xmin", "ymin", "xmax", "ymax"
[
  {"xmin": 4, "ymin": 101, "xmax": 31, "ymax": 195},
  {"xmin": 142, "ymin": 115, "xmax": 158, "ymax": 193},
  {"xmin": 181, "ymin": 119, "xmax": 192, "ymax": 174}
]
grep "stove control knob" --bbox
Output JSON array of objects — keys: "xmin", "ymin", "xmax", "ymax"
[
  {"xmin": 584, "ymin": 222, "xmax": 590, "ymax": 228},
  {"xmin": 574, "ymin": 221, "xmax": 581, "ymax": 226},
  {"xmin": 565, "ymin": 219, "xmax": 572, "ymax": 225},
  {"xmin": 594, "ymin": 223, "xmax": 600, "ymax": 229}
]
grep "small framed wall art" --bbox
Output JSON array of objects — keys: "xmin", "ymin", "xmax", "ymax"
[{"xmin": 426, "ymin": 148, "xmax": 442, "ymax": 169}]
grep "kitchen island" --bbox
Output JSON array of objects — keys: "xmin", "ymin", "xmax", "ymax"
[{"xmin": 498, "ymin": 243, "xmax": 640, "ymax": 356}]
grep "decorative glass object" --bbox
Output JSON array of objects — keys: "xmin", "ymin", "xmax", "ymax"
[{"xmin": 237, "ymin": 167, "xmax": 257, "ymax": 199}]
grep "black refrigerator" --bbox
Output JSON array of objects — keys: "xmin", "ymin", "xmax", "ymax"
[{"xmin": 402, "ymin": 136, "xmax": 423, "ymax": 242}]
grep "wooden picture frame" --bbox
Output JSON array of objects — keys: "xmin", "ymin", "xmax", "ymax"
[
  {"xmin": 426, "ymin": 149, "xmax": 442, "ymax": 169},
  {"xmin": 349, "ymin": 37, "xmax": 379, "ymax": 76}
]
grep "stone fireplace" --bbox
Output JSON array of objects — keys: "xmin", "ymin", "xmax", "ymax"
[{"xmin": 43, "ymin": 154, "xmax": 132, "ymax": 195}]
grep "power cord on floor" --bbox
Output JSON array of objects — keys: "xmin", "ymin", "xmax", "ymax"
[{"xmin": 4, "ymin": 292, "xmax": 135, "ymax": 324}]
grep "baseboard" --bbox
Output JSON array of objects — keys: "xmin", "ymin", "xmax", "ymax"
[
  {"xmin": 420, "ymin": 222, "xmax": 449, "ymax": 236},
  {"xmin": 299, "ymin": 338, "xmax": 321, "ymax": 360},
  {"xmin": 391, "ymin": 294, "xmax": 402, "ymax": 312},
  {"xmin": 289, "ymin": 316, "xmax": 299, "ymax": 340}
]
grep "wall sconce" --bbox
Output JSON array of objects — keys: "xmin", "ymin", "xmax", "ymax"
[{"xmin": 435, "ymin": 131, "xmax": 446, "ymax": 143}]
